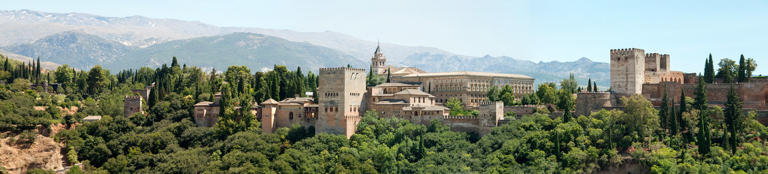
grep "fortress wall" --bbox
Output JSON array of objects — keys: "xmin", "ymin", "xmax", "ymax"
[{"xmin": 576, "ymin": 92, "xmax": 612, "ymax": 117}]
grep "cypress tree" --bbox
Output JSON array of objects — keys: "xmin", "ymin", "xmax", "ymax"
[
  {"xmin": 3, "ymin": 57, "xmax": 8, "ymax": 71},
  {"xmin": 386, "ymin": 68, "xmax": 391, "ymax": 83},
  {"xmin": 171, "ymin": 56, "xmax": 179, "ymax": 68},
  {"xmin": 694, "ymin": 75, "xmax": 708, "ymax": 111},
  {"xmin": 148, "ymin": 86, "xmax": 158, "ymax": 108},
  {"xmin": 593, "ymin": 82, "xmax": 598, "ymax": 92},
  {"xmin": 724, "ymin": 84, "xmax": 742, "ymax": 154},
  {"xmin": 427, "ymin": 82, "xmax": 431, "ymax": 93},
  {"xmin": 587, "ymin": 78, "xmax": 592, "ymax": 92},
  {"xmin": 705, "ymin": 54, "xmax": 715, "ymax": 83},
  {"xmin": 679, "ymin": 88, "xmax": 688, "ymax": 140},
  {"xmin": 659, "ymin": 85, "xmax": 670, "ymax": 131},
  {"xmin": 271, "ymin": 73, "xmax": 280, "ymax": 101},
  {"xmin": 670, "ymin": 99, "xmax": 678, "ymax": 135},
  {"xmin": 737, "ymin": 54, "xmax": 746, "ymax": 82},
  {"xmin": 697, "ymin": 109, "xmax": 710, "ymax": 157}
]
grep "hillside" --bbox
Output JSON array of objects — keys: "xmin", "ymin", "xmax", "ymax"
[
  {"xmin": 104, "ymin": 32, "xmax": 366, "ymax": 71},
  {"xmin": 0, "ymin": 50, "xmax": 61, "ymax": 71},
  {"xmin": 2, "ymin": 31, "xmax": 137, "ymax": 70}
]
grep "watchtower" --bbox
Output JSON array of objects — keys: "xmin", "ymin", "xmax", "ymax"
[
  {"xmin": 316, "ymin": 67, "xmax": 367, "ymax": 138},
  {"xmin": 371, "ymin": 44, "xmax": 386, "ymax": 75},
  {"xmin": 610, "ymin": 48, "xmax": 646, "ymax": 95},
  {"xmin": 478, "ymin": 101, "xmax": 503, "ymax": 135},
  {"xmin": 124, "ymin": 96, "xmax": 143, "ymax": 117}
]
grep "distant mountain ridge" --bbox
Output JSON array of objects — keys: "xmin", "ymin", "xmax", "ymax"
[
  {"xmin": 0, "ymin": 9, "xmax": 611, "ymax": 87},
  {"xmin": 3, "ymin": 31, "xmax": 137, "ymax": 69}
]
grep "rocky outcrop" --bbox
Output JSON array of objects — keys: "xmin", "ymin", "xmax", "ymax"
[{"xmin": 0, "ymin": 134, "xmax": 63, "ymax": 174}]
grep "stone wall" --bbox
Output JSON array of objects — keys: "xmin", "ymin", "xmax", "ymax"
[
  {"xmin": 440, "ymin": 116, "xmax": 480, "ymax": 133},
  {"xmin": 503, "ymin": 106, "xmax": 538, "ymax": 116},
  {"xmin": 576, "ymin": 92, "xmax": 612, "ymax": 117},
  {"xmin": 193, "ymin": 105, "xmax": 220, "ymax": 127},
  {"xmin": 641, "ymin": 82, "xmax": 768, "ymax": 110}
]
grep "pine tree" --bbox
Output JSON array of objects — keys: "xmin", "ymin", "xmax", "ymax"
[
  {"xmin": 659, "ymin": 85, "xmax": 669, "ymax": 131},
  {"xmin": 737, "ymin": 54, "xmax": 746, "ymax": 82},
  {"xmin": 724, "ymin": 84, "xmax": 742, "ymax": 154},
  {"xmin": 587, "ymin": 78, "xmax": 592, "ymax": 92}
]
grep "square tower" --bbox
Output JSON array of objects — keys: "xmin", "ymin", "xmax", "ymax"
[
  {"xmin": 317, "ymin": 67, "xmax": 367, "ymax": 138},
  {"xmin": 124, "ymin": 96, "xmax": 143, "ymax": 117},
  {"xmin": 645, "ymin": 53, "xmax": 660, "ymax": 72},
  {"xmin": 610, "ymin": 48, "xmax": 645, "ymax": 95},
  {"xmin": 659, "ymin": 54, "xmax": 670, "ymax": 73}
]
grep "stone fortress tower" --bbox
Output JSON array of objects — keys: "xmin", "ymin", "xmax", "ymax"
[
  {"xmin": 610, "ymin": 48, "xmax": 646, "ymax": 95},
  {"xmin": 316, "ymin": 67, "xmax": 367, "ymax": 138},
  {"xmin": 371, "ymin": 44, "xmax": 386, "ymax": 75}
]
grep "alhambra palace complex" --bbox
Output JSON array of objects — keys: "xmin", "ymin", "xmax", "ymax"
[{"xmin": 122, "ymin": 47, "xmax": 768, "ymax": 138}]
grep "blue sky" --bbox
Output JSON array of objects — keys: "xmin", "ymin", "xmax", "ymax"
[{"xmin": 2, "ymin": 0, "xmax": 767, "ymax": 75}]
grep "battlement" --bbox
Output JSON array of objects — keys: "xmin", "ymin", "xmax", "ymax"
[
  {"xmin": 345, "ymin": 115, "xmax": 362, "ymax": 121},
  {"xmin": 442, "ymin": 115, "xmax": 479, "ymax": 120},
  {"xmin": 479, "ymin": 101, "xmax": 502, "ymax": 106},
  {"xmin": 610, "ymin": 48, "xmax": 645, "ymax": 57},
  {"xmin": 124, "ymin": 96, "xmax": 142, "ymax": 100},
  {"xmin": 645, "ymin": 53, "xmax": 659, "ymax": 57},
  {"xmin": 319, "ymin": 67, "xmax": 367, "ymax": 74}
]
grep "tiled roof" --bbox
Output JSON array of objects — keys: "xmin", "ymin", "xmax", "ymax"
[
  {"xmin": 375, "ymin": 82, "xmax": 422, "ymax": 87},
  {"xmin": 193, "ymin": 101, "xmax": 218, "ymax": 107},
  {"xmin": 262, "ymin": 99, "xmax": 279, "ymax": 105},
  {"xmin": 394, "ymin": 89, "xmax": 433, "ymax": 96},
  {"xmin": 374, "ymin": 99, "xmax": 408, "ymax": 105}
]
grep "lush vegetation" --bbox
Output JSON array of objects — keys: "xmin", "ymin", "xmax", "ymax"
[{"xmin": 3, "ymin": 55, "xmax": 768, "ymax": 173}]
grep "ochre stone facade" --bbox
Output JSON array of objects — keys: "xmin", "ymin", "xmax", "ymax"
[
  {"xmin": 390, "ymin": 72, "xmax": 535, "ymax": 107},
  {"xmin": 316, "ymin": 67, "xmax": 367, "ymax": 138}
]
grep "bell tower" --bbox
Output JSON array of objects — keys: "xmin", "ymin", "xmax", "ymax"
[{"xmin": 371, "ymin": 43, "xmax": 386, "ymax": 75}]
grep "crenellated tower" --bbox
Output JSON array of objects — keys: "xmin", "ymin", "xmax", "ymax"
[
  {"xmin": 610, "ymin": 48, "xmax": 646, "ymax": 95},
  {"xmin": 316, "ymin": 67, "xmax": 367, "ymax": 138},
  {"xmin": 371, "ymin": 44, "xmax": 386, "ymax": 75}
]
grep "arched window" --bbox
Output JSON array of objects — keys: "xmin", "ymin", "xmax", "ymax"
[{"xmin": 289, "ymin": 112, "xmax": 294, "ymax": 120}]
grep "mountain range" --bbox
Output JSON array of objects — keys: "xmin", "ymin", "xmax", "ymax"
[{"xmin": 0, "ymin": 9, "xmax": 610, "ymax": 87}]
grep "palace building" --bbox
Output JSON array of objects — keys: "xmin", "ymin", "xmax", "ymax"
[{"xmin": 193, "ymin": 45, "xmax": 535, "ymax": 138}]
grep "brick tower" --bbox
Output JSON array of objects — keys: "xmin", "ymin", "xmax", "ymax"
[{"xmin": 316, "ymin": 67, "xmax": 367, "ymax": 138}]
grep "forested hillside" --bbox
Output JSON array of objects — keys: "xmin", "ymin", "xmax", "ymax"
[{"xmin": 1, "ymin": 56, "xmax": 768, "ymax": 173}]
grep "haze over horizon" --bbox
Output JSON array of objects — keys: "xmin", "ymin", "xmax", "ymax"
[{"xmin": 1, "ymin": 0, "xmax": 766, "ymax": 75}]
